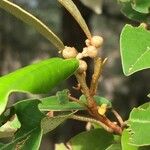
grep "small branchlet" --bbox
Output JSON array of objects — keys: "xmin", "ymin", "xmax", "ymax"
[
  {"xmin": 61, "ymin": 35, "xmax": 124, "ymax": 135},
  {"xmin": 70, "ymin": 114, "xmax": 113, "ymax": 133}
]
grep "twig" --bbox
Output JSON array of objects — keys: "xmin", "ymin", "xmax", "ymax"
[
  {"xmin": 70, "ymin": 115, "xmax": 113, "ymax": 133},
  {"xmin": 90, "ymin": 57, "xmax": 108, "ymax": 96},
  {"xmin": 75, "ymin": 59, "xmax": 122, "ymax": 134},
  {"xmin": 75, "ymin": 73, "xmax": 89, "ymax": 96},
  {"xmin": 90, "ymin": 57, "xmax": 102, "ymax": 96},
  {"xmin": 75, "ymin": 73, "xmax": 96, "ymax": 107},
  {"xmin": 68, "ymin": 95, "xmax": 80, "ymax": 103},
  {"xmin": 87, "ymin": 102, "xmax": 122, "ymax": 134},
  {"xmin": 112, "ymin": 109, "xmax": 124, "ymax": 127},
  {"xmin": 68, "ymin": 95, "xmax": 87, "ymax": 108}
]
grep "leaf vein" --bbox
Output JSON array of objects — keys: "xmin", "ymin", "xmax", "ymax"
[{"xmin": 128, "ymin": 47, "xmax": 150, "ymax": 73}]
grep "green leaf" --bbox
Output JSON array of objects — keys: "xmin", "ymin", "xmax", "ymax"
[
  {"xmin": 127, "ymin": 106, "xmax": 150, "ymax": 146},
  {"xmin": 1, "ymin": 100, "xmax": 44, "ymax": 150},
  {"xmin": 0, "ymin": 143, "xmax": 4, "ymax": 147},
  {"xmin": 70, "ymin": 128, "xmax": 114, "ymax": 150},
  {"xmin": 94, "ymin": 96, "xmax": 112, "ymax": 108},
  {"xmin": 80, "ymin": 0, "xmax": 103, "ymax": 14},
  {"xmin": 56, "ymin": 89, "xmax": 69, "ymax": 104},
  {"xmin": 131, "ymin": 0, "xmax": 150, "ymax": 14},
  {"xmin": 120, "ymin": 24, "xmax": 150, "ymax": 76},
  {"xmin": 58, "ymin": 0, "xmax": 91, "ymax": 39},
  {"xmin": 120, "ymin": 2, "xmax": 150, "ymax": 23},
  {"xmin": 79, "ymin": 95, "xmax": 112, "ymax": 107},
  {"xmin": 121, "ymin": 129, "xmax": 138, "ymax": 150},
  {"xmin": 119, "ymin": 0, "xmax": 130, "ymax": 2},
  {"xmin": 138, "ymin": 102, "xmax": 150, "ymax": 109},
  {"xmin": 105, "ymin": 135, "xmax": 121, "ymax": 150},
  {"xmin": 1, "ymin": 100, "xmax": 72, "ymax": 150},
  {"xmin": 55, "ymin": 143, "xmax": 67, "ymax": 150},
  {"xmin": 0, "ymin": 99, "xmax": 73, "ymax": 149},
  {"xmin": 148, "ymin": 93, "xmax": 150, "ymax": 98},
  {"xmin": 0, "ymin": 0, "xmax": 64, "ymax": 51},
  {"xmin": 39, "ymin": 89, "xmax": 86, "ymax": 111},
  {"xmin": 39, "ymin": 96, "xmax": 86, "ymax": 111},
  {"xmin": 139, "ymin": 146, "xmax": 150, "ymax": 150},
  {"xmin": 0, "ymin": 57, "xmax": 79, "ymax": 115},
  {"xmin": 41, "ymin": 111, "xmax": 75, "ymax": 134},
  {"xmin": 105, "ymin": 143, "xmax": 122, "ymax": 150}
]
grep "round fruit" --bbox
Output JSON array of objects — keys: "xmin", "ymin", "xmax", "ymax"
[
  {"xmin": 87, "ymin": 46, "xmax": 98, "ymax": 58},
  {"xmin": 85, "ymin": 39, "xmax": 90, "ymax": 46},
  {"xmin": 91, "ymin": 36, "xmax": 103, "ymax": 48},
  {"xmin": 62, "ymin": 46, "xmax": 77, "ymax": 59}
]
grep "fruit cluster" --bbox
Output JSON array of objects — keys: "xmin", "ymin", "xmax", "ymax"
[{"xmin": 62, "ymin": 36, "xmax": 103, "ymax": 73}]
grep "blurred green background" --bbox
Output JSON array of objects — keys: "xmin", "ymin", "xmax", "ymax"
[{"xmin": 0, "ymin": 0, "xmax": 149, "ymax": 149}]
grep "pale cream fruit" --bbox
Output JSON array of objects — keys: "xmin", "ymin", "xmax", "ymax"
[
  {"xmin": 76, "ymin": 53, "xmax": 83, "ymax": 59},
  {"xmin": 85, "ymin": 39, "xmax": 91, "ymax": 46},
  {"xmin": 91, "ymin": 36, "xmax": 103, "ymax": 48},
  {"xmin": 77, "ymin": 60, "xmax": 87, "ymax": 74},
  {"xmin": 87, "ymin": 46, "xmax": 98, "ymax": 58},
  {"xmin": 82, "ymin": 47, "xmax": 88, "ymax": 57},
  {"xmin": 62, "ymin": 46, "xmax": 77, "ymax": 59}
]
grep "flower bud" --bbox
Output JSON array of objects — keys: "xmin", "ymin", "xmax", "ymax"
[
  {"xmin": 91, "ymin": 36, "xmax": 103, "ymax": 48},
  {"xmin": 87, "ymin": 46, "xmax": 98, "ymax": 58},
  {"xmin": 77, "ymin": 60, "xmax": 87, "ymax": 74},
  {"xmin": 62, "ymin": 46, "xmax": 77, "ymax": 59}
]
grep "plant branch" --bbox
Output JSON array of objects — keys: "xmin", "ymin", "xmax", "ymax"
[
  {"xmin": 90, "ymin": 57, "xmax": 107, "ymax": 96},
  {"xmin": 75, "ymin": 73, "xmax": 96, "ymax": 107},
  {"xmin": 68, "ymin": 95, "xmax": 87, "ymax": 108},
  {"xmin": 70, "ymin": 114, "xmax": 113, "ymax": 133},
  {"xmin": 112, "ymin": 109, "xmax": 124, "ymax": 127},
  {"xmin": 75, "ymin": 71, "xmax": 122, "ymax": 134},
  {"xmin": 90, "ymin": 57, "xmax": 102, "ymax": 96},
  {"xmin": 87, "ymin": 100, "xmax": 122, "ymax": 134}
]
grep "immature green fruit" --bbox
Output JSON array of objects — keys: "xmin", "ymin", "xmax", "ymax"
[
  {"xmin": 91, "ymin": 36, "xmax": 103, "ymax": 48},
  {"xmin": 77, "ymin": 60, "xmax": 87, "ymax": 73},
  {"xmin": 62, "ymin": 46, "xmax": 77, "ymax": 59},
  {"xmin": 87, "ymin": 46, "xmax": 98, "ymax": 58}
]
